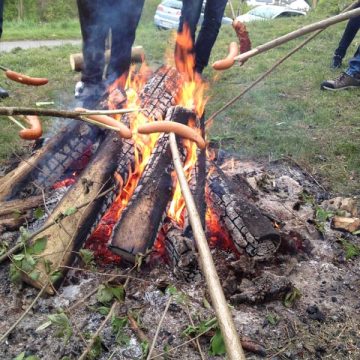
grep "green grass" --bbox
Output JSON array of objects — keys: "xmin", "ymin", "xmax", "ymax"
[{"xmin": 0, "ymin": 5, "xmax": 359, "ymax": 195}]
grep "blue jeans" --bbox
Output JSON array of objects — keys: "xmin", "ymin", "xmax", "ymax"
[
  {"xmin": 77, "ymin": 0, "xmax": 144, "ymax": 86},
  {"xmin": 177, "ymin": 0, "xmax": 227, "ymax": 73},
  {"xmin": 346, "ymin": 45, "xmax": 360, "ymax": 77}
]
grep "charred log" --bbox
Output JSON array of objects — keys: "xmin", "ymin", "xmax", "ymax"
[
  {"xmin": 21, "ymin": 131, "xmax": 124, "ymax": 294},
  {"xmin": 206, "ymin": 163, "xmax": 280, "ymax": 259},
  {"xmin": 110, "ymin": 106, "xmax": 193, "ymax": 262},
  {"xmin": 0, "ymin": 121, "xmax": 101, "ymax": 201}
]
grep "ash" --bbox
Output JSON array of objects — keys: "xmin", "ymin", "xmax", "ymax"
[{"xmin": 0, "ymin": 157, "xmax": 359, "ymax": 360}]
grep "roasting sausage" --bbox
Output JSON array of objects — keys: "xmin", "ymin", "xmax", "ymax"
[
  {"xmin": 19, "ymin": 115, "xmax": 43, "ymax": 140},
  {"xmin": 137, "ymin": 122, "xmax": 206, "ymax": 149},
  {"xmin": 5, "ymin": 70, "xmax": 48, "ymax": 86},
  {"xmin": 232, "ymin": 19, "xmax": 252, "ymax": 56},
  {"xmin": 75, "ymin": 107, "xmax": 132, "ymax": 139},
  {"xmin": 212, "ymin": 42, "xmax": 239, "ymax": 71}
]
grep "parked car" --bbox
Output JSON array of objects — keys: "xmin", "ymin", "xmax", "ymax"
[
  {"xmin": 246, "ymin": 0, "xmax": 310, "ymax": 12},
  {"xmin": 236, "ymin": 5, "xmax": 306, "ymax": 23},
  {"xmin": 154, "ymin": 0, "xmax": 232, "ymax": 30}
]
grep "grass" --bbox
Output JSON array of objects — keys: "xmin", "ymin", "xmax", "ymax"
[{"xmin": 0, "ymin": 4, "xmax": 359, "ymax": 195}]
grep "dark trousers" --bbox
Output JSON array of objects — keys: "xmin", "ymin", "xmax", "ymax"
[
  {"xmin": 334, "ymin": 4, "xmax": 360, "ymax": 59},
  {"xmin": 178, "ymin": 0, "xmax": 227, "ymax": 73},
  {"xmin": 0, "ymin": 0, "xmax": 3, "ymax": 38},
  {"xmin": 77, "ymin": 0, "xmax": 144, "ymax": 86}
]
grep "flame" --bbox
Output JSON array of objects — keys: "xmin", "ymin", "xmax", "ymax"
[
  {"xmin": 85, "ymin": 62, "xmax": 161, "ymax": 263},
  {"xmin": 167, "ymin": 23, "xmax": 208, "ymax": 227}
]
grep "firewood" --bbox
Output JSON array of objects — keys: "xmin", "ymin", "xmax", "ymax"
[{"xmin": 69, "ymin": 46, "xmax": 145, "ymax": 72}]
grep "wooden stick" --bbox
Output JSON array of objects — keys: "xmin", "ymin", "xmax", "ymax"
[
  {"xmin": 230, "ymin": 7, "xmax": 360, "ymax": 65},
  {"xmin": 7, "ymin": 116, "xmax": 26, "ymax": 129},
  {"xmin": 169, "ymin": 132, "xmax": 246, "ymax": 360},
  {"xmin": 78, "ymin": 301, "xmax": 117, "ymax": 360},
  {"xmin": 0, "ymin": 106, "xmax": 143, "ymax": 118},
  {"xmin": 228, "ymin": 0, "xmax": 236, "ymax": 19}
]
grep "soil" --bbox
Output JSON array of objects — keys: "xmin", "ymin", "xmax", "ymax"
[{"xmin": 0, "ymin": 153, "xmax": 359, "ymax": 360}]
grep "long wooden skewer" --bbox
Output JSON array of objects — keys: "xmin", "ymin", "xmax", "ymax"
[
  {"xmin": 169, "ymin": 132, "xmax": 246, "ymax": 360},
  {"xmin": 7, "ymin": 116, "xmax": 26, "ymax": 129}
]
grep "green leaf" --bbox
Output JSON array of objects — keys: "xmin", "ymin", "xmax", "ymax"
[
  {"xmin": 283, "ymin": 287, "xmax": 302, "ymax": 308},
  {"xmin": 25, "ymin": 356, "xmax": 40, "ymax": 360},
  {"xmin": 340, "ymin": 239, "xmax": 360, "ymax": 260},
  {"xmin": 47, "ymin": 313, "xmax": 73, "ymax": 343},
  {"xmin": 13, "ymin": 352, "xmax": 25, "ymax": 360},
  {"xmin": 9, "ymin": 264, "xmax": 22, "ymax": 284},
  {"xmin": 209, "ymin": 329, "xmax": 226, "ymax": 356},
  {"xmin": 29, "ymin": 270, "xmax": 40, "ymax": 281},
  {"xmin": 63, "ymin": 207, "xmax": 77, "ymax": 216},
  {"xmin": 266, "ymin": 313, "xmax": 279, "ymax": 326},
  {"xmin": 34, "ymin": 208, "xmax": 45, "ymax": 220},
  {"xmin": 88, "ymin": 336, "xmax": 102, "ymax": 360},
  {"xmin": 96, "ymin": 284, "xmax": 114, "ymax": 305},
  {"xmin": 111, "ymin": 285, "xmax": 125, "ymax": 302},
  {"xmin": 111, "ymin": 316, "xmax": 130, "ymax": 345},
  {"xmin": 36, "ymin": 320, "xmax": 52, "ymax": 332},
  {"xmin": 141, "ymin": 340, "xmax": 149, "ymax": 357},
  {"xmin": 50, "ymin": 270, "xmax": 63, "ymax": 284},
  {"xmin": 0, "ymin": 241, "xmax": 9, "ymax": 256},
  {"xmin": 97, "ymin": 306, "xmax": 110, "ymax": 315},
  {"xmin": 79, "ymin": 249, "xmax": 95, "ymax": 268},
  {"xmin": 29, "ymin": 237, "xmax": 48, "ymax": 255},
  {"xmin": 21, "ymin": 254, "xmax": 37, "ymax": 273},
  {"xmin": 13, "ymin": 253, "xmax": 25, "ymax": 261}
]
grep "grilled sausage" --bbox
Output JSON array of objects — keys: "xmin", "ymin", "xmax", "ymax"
[
  {"xmin": 19, "ymin": 116, "xmax": 43, "ymax": 140},
  {"xmin": 232, "ymin": 19, "xmax": 252, "ymax": 56},
  {"xmin": 5, "ymin": 70, "xmax": 48, "ymax": 86},
  {"xmin": 75, "ymin": 107, "xmax": 132, "ymax": 139},
  {"xmin": 212, "ymin": 42, "xmax": 239, "ymax": 71},
  {"xmin": 137, "ymin": 122, "xmax": 206, "ymax": 149}
]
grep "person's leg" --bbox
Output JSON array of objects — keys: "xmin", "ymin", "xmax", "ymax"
[
  {"xmin": 322, "ymin": 46, "xmax": 360, "ymax": 90},
  {"xmin": 333, "ymin": 15, "xmax": 360, "ymax": 67},
  {"xmin": 194, "ymin": 0, "xmax": 227, "ymax": 73},
  {"xmin": 106, "ymin": 0, "xmax": 145, "ymax": 87},
  {"xmin": 178, "ymin": 0, "xmax": 203, "ymax": 44},
  {"xmin": 77, "ymin": 0, "xmax": 108, "ymax": 85}
]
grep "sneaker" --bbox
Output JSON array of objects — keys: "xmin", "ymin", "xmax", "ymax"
[
  {"xmin": 0, "ymin": 86, "xmax": 9, "ymax": 99},
  {"xmin": 331, "ymin": 55, "xmax": 343, "ymax": 69},
  {"xmin": 320, "ymin": 72, "xmax": 360, "ymax": 91}
]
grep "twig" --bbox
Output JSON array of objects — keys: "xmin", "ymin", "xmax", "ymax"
[
  {"xmin": 169, "ymin": 132, "xmax": 245, "ymax": 360},
  {"xmin": 7, "ymin": 116, "xmax": 26, "ymax": 129},
  {"xmin": 78, "ymin": 301, "xmax": 118, "ymax": 360},
  {"xmin": 0, "ymin": 285, "xmax": 47, "ymax": 343},
  {"xmin": 146, "ymin": 297, "xmax": 172, "ymax": 360},
  {"xmin": 228, "ymin": 0, "xmax": 236, "ymax": 19},
  {"xmin": 185, "ymin": 305, "xmax": 206, "ymax": 360},
  {"xmin": 0, "ymin": 186, "xmax": 115, "ymax": 263},
  {"xmin": 128, "ymin": 314, "xmax": 149, "ymax": 343}
]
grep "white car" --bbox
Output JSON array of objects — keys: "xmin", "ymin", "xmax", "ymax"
[
  {"xmin": 246, "ymin": 0, "xmax": 310, "ymax": 12},
  {"xmin": 236, "ymin": 5, "xmax": 306, "ymax": 23}
]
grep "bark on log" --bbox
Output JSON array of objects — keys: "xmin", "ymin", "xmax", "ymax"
[
  {"xmin": 207, "ymin": 163, "xmax": 280, "ymax": 259},
  {"xmin": 0, "ymin": 195, "xmax": 43, "ymax": 218},
  {"xmin": 0, "ymin": 121, "xmax": 101, "ymax": 201},
  {"xmin": 21, "ymin": 131, "xmax": 125, "ymax": 294},
  {"xmin": 70, "ymin": 46, "xmax": 145, "ymax": 72}
]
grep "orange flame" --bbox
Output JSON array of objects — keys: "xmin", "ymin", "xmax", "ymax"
[{"xmin": 167, "ymin": 23, "xmax": 208, "ymax": 227}]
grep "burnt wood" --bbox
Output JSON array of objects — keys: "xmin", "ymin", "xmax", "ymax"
[
  {"xmin": 206, "ymin": 163, "xmax": 280, "ymax": 259},
  {"xmin": 0, "ymin": 121, "xmax": 102, "ymax": 201},
  {"xmin": 109, "ymin": 106, "xmax": 193, "ymax": 262},
  {"xmin": 21, "ymin": 131, "xmax": 125, "ymax": 294}
]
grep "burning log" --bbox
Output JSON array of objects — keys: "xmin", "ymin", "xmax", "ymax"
[
  {"xmin": 0, "ymin": 121, "xmax": 101, "ymax": 201},
  {"xmin": 109, "ymin": 107, "xmax": 194, "ymax": 262},
  {"xmin": 206, "ymin": 163, "xmax": 280, "ymax": 259},
  {"xmin": 20, "ymin": 131, "xmax": 126, "ymax": 294}
]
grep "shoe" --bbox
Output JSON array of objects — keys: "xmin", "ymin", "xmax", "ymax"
[
  {"xmin": 0, "ymin": 87, "xmax": 9, "ymax": 98},
  {"xmin": 320, "ymin": 72, "xmax": 360, "ymax": 91},
  {"xmin": 75, "ymin": 81, "xmax": 105, "ymax": 109},
  {"xmin": 331, "ymin": 55, "xmax": 343, "ymax": 69}
]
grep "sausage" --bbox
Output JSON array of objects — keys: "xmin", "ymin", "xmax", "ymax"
[
  {"xmin": 232, "ymin": 19, "xmax": 252, "ymax": 56},
  {"xmin": 137, "ymin": 122, "xmax": 206, "ymax": 149},
  {"xmin": 5, "ymin": 70, "xmax": 48, "ymax": 86},
  {"xmin": 212, "ymin": 42, "xmax": 239, "ymax": 71},
  {"xmin": 19, "ymin": 115, "xmax": 43, "ymax": 140},
  {"xmin": 75, "ymin": 107, "xmax": 132, "ymax": 139}
]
